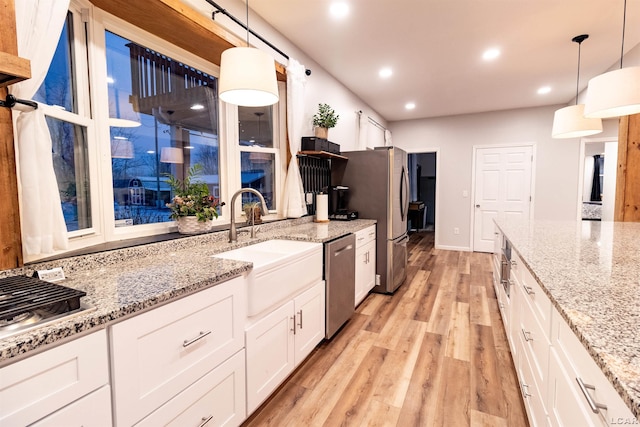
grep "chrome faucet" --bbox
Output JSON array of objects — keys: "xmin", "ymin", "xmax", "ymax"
[{"xmin": 228, "ymin": 188, "xmax": 269, "ymax": 243}]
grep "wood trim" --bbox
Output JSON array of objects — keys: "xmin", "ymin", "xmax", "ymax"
[
  {"xmin": 615, "ymin": 116, "xmax": 628, "ymax": 221},
  {"xmin": 0, "ymin": 51, "xmax": 31, "ymax": 87},
  {"xmin": 89, "ymin": 0, "xmax": 286, "ymax": 80},
  {"xmin": 0, "ymin": 0, "xmax": 31, "ymax": 88},
  {"xmin": 0, "ymin": 0, "xmax": 23, "ymax": 269}
]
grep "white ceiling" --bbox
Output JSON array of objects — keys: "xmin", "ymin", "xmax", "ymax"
[{"xmin": 192, "ymin": 0, "xmax": 640, "ymax": 122}]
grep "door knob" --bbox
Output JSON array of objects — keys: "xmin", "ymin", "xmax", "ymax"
[{"xmin": 475, "ymin": 204, "xmax": 480, "ymax": 208}]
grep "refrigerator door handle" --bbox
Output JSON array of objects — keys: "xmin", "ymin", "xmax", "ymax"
[{"xmin": 400, "ymin": 166, "xmax": 410, "ymax": 220}]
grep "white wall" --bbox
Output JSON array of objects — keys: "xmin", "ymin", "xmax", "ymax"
[
  {"xmin": 198, "ymin": 0, "xmax": 387, "ymax": 152},
  {"xmin": 389, "ymin": 106, "xmax": 619, "ymax": 250}
]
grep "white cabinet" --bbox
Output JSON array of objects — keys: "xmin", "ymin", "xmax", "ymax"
[
  {"xmin": 0, "ymin": 330, "xmax": 110, "ymax": 427},
  {"xmin": 110, "ymin": 276, "xmax": 245, "ymax": 426},
  {"xmin": 245, "ymin": 280, "xmax": 325, "ymax": 414},
  {"xmin": 135, "ymin": 350, "xmax": 246, "ymax": 427},
  {"xmin": 30, "ymin": 385, "xmax": 112, "ymax": 427},
  {"xmin": 355, "ymin": 225, "xmax": 376, "ymax": 307}
]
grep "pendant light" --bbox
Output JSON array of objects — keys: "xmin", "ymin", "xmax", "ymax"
[
  {"xmin": 584, "ymin": 0, "xmax": 640, "ymax": 118},
  {"xmin": 218, "ymin": 0, "xmax": 279, "ymax": 107},
  {"xmin": 552, "ymin": 35, "xmax": 603, "ymax": 139}
]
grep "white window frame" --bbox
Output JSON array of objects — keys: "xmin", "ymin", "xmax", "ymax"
[{"xmin": 25, "ymin": 1, "xmax": 288, "ymax": 261}]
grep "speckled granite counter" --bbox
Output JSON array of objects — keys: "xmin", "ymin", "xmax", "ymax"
[
  {"xmin": 0, "ymin": 217, "xmax": 376, "ymax": 364},
  {"xmin": 495, "ymin": 218, "xmax": 640, "ymax": 420}
]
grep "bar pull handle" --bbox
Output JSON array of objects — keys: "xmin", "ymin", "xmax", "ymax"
[
  {"xmin": 576, "ymin": 377, "xmax": 608, "ymax": 413},
  {"xmin": 197, "ymin": 415, "xmax": 214, "ymax": 427},
  {"xmin": 297, "ymin": 310, "xmax": 303, "ymax": 329},
  {"xmin": 291, "ymin": 315, "xmax": 296, "ymax": 334},
  {"xmin": 183, "ymin": 330, "xmax": 212, "ymax": 347},
  {"xmin": 521, "ymin": 328, "xmax": 533, "ymax": 342},
  {"xmin": 524, "ymin": 286, "xmax": 535, "ymax": 295},
  {"xmin": 521, "ymin": 383, "xmax": 531, "ymax": 398},
  {"xmin": 334, "ymin": 244, "xmax": 353, "ymax": 256}
]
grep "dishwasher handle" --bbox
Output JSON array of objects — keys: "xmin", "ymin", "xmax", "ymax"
[{"xmin": 334, "ymin": 244, "xmax": 354, "ymax": 257}]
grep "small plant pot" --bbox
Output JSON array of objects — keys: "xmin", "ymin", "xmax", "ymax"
[
  {"xmin": 314, "ymin": 127, "xmax": 328, "ymax": 139},
  {"xmin": 244, "ymin": 206, "xmax": 263, "ymax": 225}
]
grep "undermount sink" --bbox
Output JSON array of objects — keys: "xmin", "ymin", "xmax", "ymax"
[{"xmin": 212, "ymin": 240, "xmax": 323, "ymax": 317}]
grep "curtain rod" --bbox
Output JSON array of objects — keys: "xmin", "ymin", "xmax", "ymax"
[
  {"xmin": 0, "ymin": 94, "xmax": 38, "ymax": 111},
  {"xmin": 204, "ymin": 0, "xmax": 311, "ymax": 76},
  {"xmin": 357, "ymin": 110, "xmax": 386, "ymax": 131}
]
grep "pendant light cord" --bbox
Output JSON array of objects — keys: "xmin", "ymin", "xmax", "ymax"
[
  {"xmin": 571, "ymin": 34, "xmax": 589, "ymax": 106},
  {"xmin": 620, "ymin": 0, "xmax": 627, "ymax": 69},
  {"xmin": 245, "ymin": 0, "xmax": 250, "ymax": 46}
]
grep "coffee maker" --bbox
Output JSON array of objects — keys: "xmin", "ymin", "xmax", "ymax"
[{"xmin": 328, "ymin": 185, "xmax": 358, "ymax": 220}]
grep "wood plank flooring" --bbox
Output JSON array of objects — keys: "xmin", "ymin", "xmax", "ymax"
[{"xmin": 243, "ymin": 232, "xmax": 529, "ymax": 427}]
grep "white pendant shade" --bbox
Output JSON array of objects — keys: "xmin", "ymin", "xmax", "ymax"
[
  {"xmin": 552, "ymin": 104, "xmax": 602, "ymax": 139},
  {"xmin": 584, "ymin": 66, "xmax": 640, "ymax": 118},
  {"xmin": 111, "ymin": 139, "xmax": 134, "ymax": 159},
  {"xmin": 160, "ymin": 147, "xmax": 184, "ymax": 164},
  {"xmin": 218, "ymin": 47, "xmax": 279, "ymax": 107}
]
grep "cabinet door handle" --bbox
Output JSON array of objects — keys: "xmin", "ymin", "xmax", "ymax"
[
  {"xmin": 291, "ymin": 315, "xmax": 296, "ymax": 335},
  {"xmin": 183, "ymin": 330, "xmax": 212, "ymax": 347},
  {"xmin": 524, "ymin": 286, "xmax": 535, "ymax": 295},
  {"xmin": 197, "ymin": 415, "xmax": 214, "ymax": 427},
  {"xmin": 521, "ymin": 383, "xmax": 531, "ymax": 398},
  {"xmin": 297, "ymin": 309, "xmax": 303, "ymax": 330},
  {"xmin": 521, "ymin": 328, "xmax": 533, "ymax": 342},
  {"xmin": 576, "ymin": 377, "xmax": 608, "ymax": 413}
]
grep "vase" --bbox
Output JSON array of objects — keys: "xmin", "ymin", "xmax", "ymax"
[
  {"xmin": 176, "ymin": 216, "xmax": 213, "ymax": 234},
  {"xmin": 314, "ymin": 127, "xmax": 328, "ymax": 139}
]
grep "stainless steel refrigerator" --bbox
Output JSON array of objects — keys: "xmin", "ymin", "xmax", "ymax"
[{"xmin": 339, "ymin": 146, "xmax": 409, "ymax": 293}]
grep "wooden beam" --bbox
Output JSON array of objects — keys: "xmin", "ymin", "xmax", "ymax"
[
  {"xmin": 0, "ymin": 0, "xmax": 24, "ymax": 268},
  {"xmin": 615, "ymin": 114, "xmax": 640, "ymax": 222},
  {"xmin": 89, "ymin": 0, "xmax": 286, "ymax": 80}
]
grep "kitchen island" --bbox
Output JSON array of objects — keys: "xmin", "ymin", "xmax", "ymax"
[
  {"xmin": 495, "ymin": 218, "xmax": 640, "ymax": 423},
  {"xmin": 0, "ymin": 217, "xmax": 376, "ymax": 364}
]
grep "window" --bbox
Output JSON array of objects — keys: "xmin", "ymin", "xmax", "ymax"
[
  {"xmin": 24, "ymin": 2, "xmax": 286, "ymax": 260},
  {"xmin": 105, "ymin": 31, "xmax": 220, "ymax": 227}
]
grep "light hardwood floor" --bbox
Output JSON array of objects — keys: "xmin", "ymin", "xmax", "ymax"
[{"xmin": 243, "ymin": 232, "xmax": 529, "ymax": 427}]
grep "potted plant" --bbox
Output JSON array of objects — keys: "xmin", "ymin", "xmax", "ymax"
[
  {"xmin": 243, "ymin": 201, "xmax": 263, "ymax": 225},
  {"xmin": 165, "ymin": 164, "xmax": 224, "ymax": 234},
  {"xmin": 312, "ymin": 103, "xmax": 339, "ymax": 139}
]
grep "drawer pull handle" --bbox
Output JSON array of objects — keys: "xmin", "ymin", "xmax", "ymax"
[
  {"xmin": 291, "ymin": 315, "xmax": 296, "ymax": 335},
  {"xmin": 524, "ymin": 286, "xmax": 535, "ymax": 295},
  {"xmin": 521, "ymin": 383, "xmax": 531, "ymax": 398},
  {"xmin": 510, "ymin": 259, "xmax": 517, "ymax": 267},
  {"xmin": 576, "ymin": 377, "xmax": 608, "ymax": 413},
  {"xmin": 297, "ymin": 309, "xmax": 303, "ymax": 329},
  {"xmin": 198, "ymin": 415, "xmax": 213, "ymax": 427},
  {"xmin": 521, "ymin": 328, "xmax": 533, "ymax": 342},
  {"xmin": 183, "ymin": 330, "xmax": 212, "ymax": 347}
]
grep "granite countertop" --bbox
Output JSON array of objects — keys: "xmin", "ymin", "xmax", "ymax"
[
  {"xmin": 0, "ymin": 218, "xmax": 376, "ymax": 364},
  {"xmin": 495, "ymin": 218, "xmax": 640, "ymax": 420}
]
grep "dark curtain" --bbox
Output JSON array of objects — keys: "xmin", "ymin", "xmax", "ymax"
[{"xmin": 590, "ymin": 155, "xmax": 602, "ymax": 201}]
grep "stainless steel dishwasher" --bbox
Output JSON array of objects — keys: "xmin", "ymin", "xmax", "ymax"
[{"xmin": 325, "ymin": 233, "xmax": 356, "ymax": 338}]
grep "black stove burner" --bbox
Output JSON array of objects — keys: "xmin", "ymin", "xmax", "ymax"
[{"xmin": 0, "ymin": 276, "xmax": 86, "ymax": 334}]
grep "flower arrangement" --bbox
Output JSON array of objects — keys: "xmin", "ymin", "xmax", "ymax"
[{"xmin": 165, "ymin": 164, "xmax": 224, "ymax": 222}]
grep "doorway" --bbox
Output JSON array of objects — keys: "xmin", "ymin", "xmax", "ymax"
[
  {"xmin": 577, "ymin": 138, "xmax": 617, "ymax": 221},
  {"xmin": 407, "ymin": 152, "xmax": 437, "ymax": 233}
]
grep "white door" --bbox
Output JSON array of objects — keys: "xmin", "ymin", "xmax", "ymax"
[{"xmin": 473, "ymin": 146, "xmax": 533, "ymax": 252}]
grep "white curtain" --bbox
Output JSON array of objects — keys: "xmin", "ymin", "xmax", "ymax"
[
  {"xmin": 282, "ymin": 58, "xmax": 308, "ymax": 218},
  {"xmin": 357, "ymin": 111, "xmax": 368, "ymax": 150},
  {"xmin": 10, "ymin": 0, "xmax": 70, "ymax": 255},
  {"xmin": 384, "ymin": 129, "xmax": 393, "ymax": 146}
]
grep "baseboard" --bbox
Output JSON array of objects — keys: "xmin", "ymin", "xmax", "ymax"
[{"xmin": 434, "ymin": 244, "xmax": 471, "ymax": 252}]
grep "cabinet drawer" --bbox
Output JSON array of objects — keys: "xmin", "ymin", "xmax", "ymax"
[
  {"xmin": 519, "ymin": 344, "xmax": 550, "ymax": 427},
  {"xmin": 135, "ymin": 350, "xmax": 246, "ymax": 427},
  {"xmin": 111, "ymin": 276, "xmax": 245, "ymax": 427},
  {"xmin": 31, "ymin": 385, "xmax": 112, "ymax": 427},
  {"xmin": 517, "ymin": 283, "xmax": 551, "ymax": 393},
  {"xmin": 0, "ymin": 330, "xmax": 109, "ymax": 427},
  {"xmin": 550, "ymin": 308, "xmax": 635, "ymax": 426},
  {"xmin": 355, "ymin": 225, "xmax": 376, "ymax": 248},
  {"xmin": 515, "ymin": 253, "xmax": 552, "ymax": 336}
]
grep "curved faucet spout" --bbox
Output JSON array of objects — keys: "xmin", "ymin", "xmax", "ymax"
[{"xmin": 229, "ymin": 188, "xmax": 269, "ymax": 243}]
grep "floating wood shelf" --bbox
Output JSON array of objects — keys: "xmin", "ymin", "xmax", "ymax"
[
  {"xmin": 0, "ymin": 52, "xmax": 31, "ymax": 88},
  {"xmin": 297, "ymin": 151, "xmax": 348, "ymax": 160}
]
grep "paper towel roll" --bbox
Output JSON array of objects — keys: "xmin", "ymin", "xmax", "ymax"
[{"xmin": 316, "ymin": 194, "xmax": 329, "ymax": 222}]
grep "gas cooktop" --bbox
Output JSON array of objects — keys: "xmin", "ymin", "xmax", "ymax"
[{"xmin": 0, "ymin": 276, "xmax": 87, "ymax": 339}]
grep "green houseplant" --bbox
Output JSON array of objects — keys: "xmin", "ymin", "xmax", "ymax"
[
  {"xmin": 165, "ymin": 164, "xmax": 223, "ymax": 233},
  {"xmin": 312, "ymin": 103, "xmax": 339, "ymax": 138}
]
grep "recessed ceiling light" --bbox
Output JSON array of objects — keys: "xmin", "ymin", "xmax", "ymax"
[
  {"xmin": 405, "ymin": 102, "xmax": 416, "ymax": 110},
  {"xmin": 482, "ymin": 48, "xmax": 501, "ymax": 61},
  {"xmin": 190, "ymin": 104, "xmax": 205, "ymax": 110},
  {"xmin": 330, "ymin": 2, "xmax": 349, "ymax": 18},
  {"xmin": 379, "ymin": 68, "xmax": 392, "ymax": 78},
  {"xmin": 537, "ymin": 86, "xmax": 552, "ymax": 95}
]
